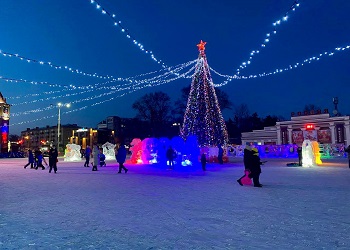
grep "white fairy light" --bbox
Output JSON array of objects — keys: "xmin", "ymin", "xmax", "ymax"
[
  {"xmin": 88, "ymin": 0, "xmax": 171, "ymax": 70},
  {"xmin": 234, "ymin": 0, "xmax": 301, "ymax": 75},
  {"xmin": 10, "ymin": 63, "xmax": 196, "ymax": 121},
  {"xmin": 211, "ymin": 44, "xmax": 350, "ymax": 87}
]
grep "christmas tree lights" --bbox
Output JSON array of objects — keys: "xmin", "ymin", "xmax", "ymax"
[{"xmin": 180, "ymin": 41, "xmax": 228, "ymax": 147}]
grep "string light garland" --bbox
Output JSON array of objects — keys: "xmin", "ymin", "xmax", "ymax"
[
  {"xmin": 0, "ymin": 49, "xmax": 117, "ymax": 81},
  {"xmin": 1, "ymin": 46, "xmax": 196, "ymax": 90},
  {"xmin": 9, "ymin": 40, "xmax": 350, "ymax": 118},
  {"xmin": 7, "ymin": 89, "xmax": 64, "ymax": 100},
  {"xmin": 88, "ymin": 0, "xmax": 169, "ymax": 69},
  {"xmin": 12, "ymin": 88, "xmax": 99, "ymax": 106},
  {"xmin": 11, "ymin": 64, "xmax": 196, "ymax": 126},
  {"xmin": 11, "ymin": 40, "xmax": 347, "ymax": 115},
  {"xmin": 235, "ymin": 1, "xmax": 301, "ymax": 75},
  {"xmin": 3, "ymin": 59, "xmax": 196, "ymax": 104},
  {"xmin": 7, "ymin": 59, "xmax": 195, "ymax": 108},
  {"xmin": 211, "ymin": 44, "xmax": 350, "ymax": 86},
  {"xmin": 91, "ymin": 65, "xmax": 195, "ymax": 107},
  {"xmin": 10, "ymin": 63, "xmax": 196, "ymax": 117}
]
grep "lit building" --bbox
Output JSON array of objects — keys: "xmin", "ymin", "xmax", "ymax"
[
  {"xmin": 69, "ymin": 128, "xmax": 98, "ymax": 150},
  {"xmin": 97, "ymin": 116, "xmax": 150, "ymax": 144},
  {"xmin": 21, "ymin": 124, "xmax": 80, "ymax": 151},
  {"xmin": 242, "ymin": 111, "xmax": 350, "ymax": 146},
  {"xmin": 0, "ymin": 92, "xmax": 10, "ymax": 153}
]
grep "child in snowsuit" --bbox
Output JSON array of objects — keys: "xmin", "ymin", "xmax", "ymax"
[{"xmin": 99, "ymin": 149, "xmax": 106, "ymax": 167}]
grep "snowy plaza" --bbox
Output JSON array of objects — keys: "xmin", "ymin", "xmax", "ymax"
[{"xmin": 1, "ymin": 157, "xmax": 350, "ymax": 249}]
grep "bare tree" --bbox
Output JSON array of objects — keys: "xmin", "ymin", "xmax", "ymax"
[
  {"xmin": 304, "ymin": 104, "xmax": 321, "ymax": 112},
  {"xmin": 234, "ymin": 103, "xmax": 250, "ymax": 119},
  {"xmin": 132, "ymin": 91, "xmax": 172, "ymax": 137}
]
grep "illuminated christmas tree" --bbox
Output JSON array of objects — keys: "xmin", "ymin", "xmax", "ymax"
[{"xmin": 180, "ymin": 40, "xmax": 228, "ymax": 147}]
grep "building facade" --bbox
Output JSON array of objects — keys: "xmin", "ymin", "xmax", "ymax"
[
  {"xmin": 0, "ymin": 92, "xmax": 10, "ymax": 153},
  {"xmin": 21, "ymin": 124, "xmax": 80, "ymax": 151},
  {"xmin": 242, "ymin": 113, "xmax": 350, "ymax": 146},
  {"xmin": 97, "ymin": 116, "xmax": 151, "ymax": 144},
  {"xmin": 69, "ymin": 128, "xmax": 98, "ymax": 150}
]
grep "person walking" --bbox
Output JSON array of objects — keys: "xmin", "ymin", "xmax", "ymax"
[
  {"xmin": 35, "ymin": 150, "xmax": 47, "ymax": 170},
  {"xmin": 243, "ymin": 144, "xmax": 252, "ymax": 170},
  {"xmin": 218, "ymin": 144, "xmax": 224, "ymax": 164},
  {"xmin": 297, "ymin": 146, "xmax": 303, "ymax": 166},
  {"xmin": 48, "ymin": 145, "xmax": 58, "ymax": 173},
  {"xmin": 345, "ymin": 145, "xmax": 350, "ymax": 168},
  {"xmin": 201, "ymin": 153, "xmax": 207, "ymax": 171},
  {"xmin": 117, "ymin": 143, "xmax": 128, "ymax": 173},
  {"xmin": 166, "ymin": 146, "xmax": 175, "ymax": 170},
  {"xmin": 24, "ymin": 149, "xmax": 35, "ymax": 169},
  {"xmin": 84, "ymin": 145, "xmax": 91, "ymax": 167},
  {"xmin": 250, "ymin": 148, "xmax": 263, "ymax": 187},
  {"xmin": 91, "ymin": 144, "xmax": 99, "ymax": 171}
]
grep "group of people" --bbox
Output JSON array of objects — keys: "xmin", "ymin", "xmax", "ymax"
[
  {"xmin": 24, "ymin": 142, "xmax": 128, "ymax": 174},
  {"xmin": 237, "ymin": 144, "xmax": 264, "ymax": 187},
  {"xmin": 24, "ymin": 146, "xmax": 58, "ymax": 173},
  {"xmin": 83, "ymin": 143, "xmax": 128, "ymax": 173}
]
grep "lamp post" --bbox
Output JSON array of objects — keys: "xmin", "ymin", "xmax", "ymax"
[
  {"xmin": 332, "ymin": 97, "xmax": 339, "ymax": 116},
  {"xmin": 24, "ymin": 135, "xmax": 30, "ymax": 149},
  {"xmin": 56, "ymin": 103, "xmax": 71, "ymax": 153}
]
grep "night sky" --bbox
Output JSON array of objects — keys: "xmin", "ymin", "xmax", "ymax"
[{"xmin": 1, "ymin": 0, "xmax": 349, "ymax": 135}]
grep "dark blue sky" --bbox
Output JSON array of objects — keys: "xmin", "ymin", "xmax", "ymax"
[{"xmin": 1, "ymin": 0, "xmax": 349, "ymax": 135}]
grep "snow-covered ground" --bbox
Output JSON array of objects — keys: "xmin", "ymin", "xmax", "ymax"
[{"xmin": 1, "ymin": 157, "xmax": 349, "ymax": 249}]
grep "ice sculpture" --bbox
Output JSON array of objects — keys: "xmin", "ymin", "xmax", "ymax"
[
  {"xmin": 128, "ymin": 136, "xmax": 199, "ymax": 166},
  {"xmin": 302, "ymin": 140, "xmax": 315, "ymax": 167},
  {"xmin": 64, "ymin": 144, "xmax": 81, "ymax": 161},
  {"xmin": 102, "ymin": 142, "xmax": 116, "ymax": 160}
]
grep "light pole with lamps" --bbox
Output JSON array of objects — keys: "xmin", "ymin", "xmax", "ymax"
[{"xmin": 56, "ymin": 103, "xmax": 70, "ymax": 153}]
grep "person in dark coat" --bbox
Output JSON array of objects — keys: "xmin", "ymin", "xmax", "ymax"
[
  {"xmin": 166, "ymin": 146, "xmax": 175, "ymax": 169},
  {"xmin": 297, "ymin": 146, "xmax": 303, "ymax": 166},
  {"xmin": 117, "ymin": 144, "xmax": 128, "ymax": 173},
  {"xmin": 48, "ymin": 146, "xmax": 58, "ymax": 173},
  {"xmin": 218, "ymin": 144, "xmax": 224, "ymax": 164},
  {"xmin": 249, "ymin": 148, "xmax": 263, "ymax": 187},
  {"xmin": 201, "ymin": 153, "xmax": 207, "ymax": 171},
  {"xmin": 24, "ymin": 149, "xmax": 35, "ymax": 169},
  {"xmin": 345, "ymin": 145, "xmax": 350, "ymax": 168},
  {"xmin": 34, "ymin": 148, "xmax": 41, "ymax": 168},
  {"xmin": 243, "ymin": 144, "xmax": 252, "ymax": 170},
  {"xmin": 35, "ymin": 149, "xmax": 47, "ymax": 170},
  {"xmin": 84, "ymin": 145, "xmax": 91, "ymax": 167}
]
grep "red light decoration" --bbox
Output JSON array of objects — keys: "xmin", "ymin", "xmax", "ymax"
[
  {"xmin": 305, "ymin": 124, "xmax": 314, "ymax": 130},
  {"xmin": 2, "ymin": 132, "xmax": 8, "ymax": 144},
  {"xmin": 197, "ymin": 40, "xmax": 207, "ymax": 51}
]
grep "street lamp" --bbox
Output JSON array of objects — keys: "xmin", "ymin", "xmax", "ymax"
[
  {"xmin": 24, "ymin": 135, "xmax": 30, "ymax": 149},
  {"xmin": 57, "ymin": 103, "xmax": 71, "ymax": 152}
]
